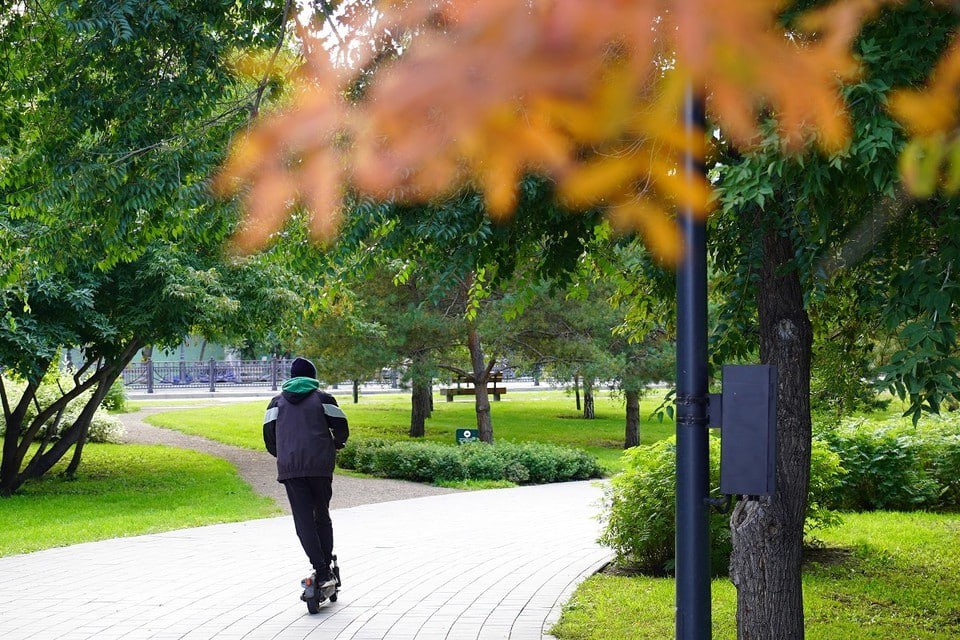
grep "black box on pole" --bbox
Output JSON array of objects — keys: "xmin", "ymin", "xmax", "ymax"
[{"xmin": 719, "ymin": 364, "xmax": 777, "ymax": 496}]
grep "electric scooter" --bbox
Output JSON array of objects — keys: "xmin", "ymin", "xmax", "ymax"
[{"xmin": 300, "ymin": 554, "xmax": 341, "ymax": 614}]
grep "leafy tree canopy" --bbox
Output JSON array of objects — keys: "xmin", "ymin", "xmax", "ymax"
[{"xmin": 0, "ymin": 0, "xmax": 281, "ymax": 277}]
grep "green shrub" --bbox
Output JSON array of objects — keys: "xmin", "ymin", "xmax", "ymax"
[
  {"xmin": 354, "ymin": 442, "xmax": 385, "ymax": 474},
  {"xmin": 599, "ymin": 437, "xmax": 729, "ymax": 576},
  {"xmin": 367, "ymin": 442, "xmax": 410, "ymax": 478},
  {"xmin": 337, "ymin": 438, "xmax": 388, "ymax": 472},
  {"xmin": 335, "ymin": 438, "xmax": 602, "ymax": 485},
  {"xmin": 822, "ymin": 427, "xmax": 942, "ymax": 511},
  {"xmin": 806, "ymin": 439, "xmax": 845, "ymax": 534},
  {"xmin": 372, "ymin": 442, "xmax": 465, "ymax": 482},
  {"xmin": 0, "ymin": 372, "xmax": 126, "ymax": 444},
  {"xmin": 461, "ymin": 444, "xmax": 507, "ymax": 480},
  {"xmin": 336, "ymin": 439, "xmax": 360, "ymax": 469},
  {"xmin": 512, "ymin": 442, "xmax": 561, "ymax": 483},
  {"xmin": 87, "ymin": 412, "xmax": 125, "ymax": 443},
  {"xmin": 102, "ymin": 378, "xmax": 128, "ymax": 413},
  {"xmin": 929, "ymin": 434, "xmax": 960, "ymax": 508},
  {"xmin": 500, "ymin": 442, "xmax": 602, "ymax": 483},
  {"xmin": 599, "ymin": 436, "xmax": 844, "ymax": 576},
  {"xmin": 503, "ymin": 460, "xmax": 530, "ymax": 483},
  {"xmin": 423, "ymin": 445, "xmax": 465, "ymax": 481}
]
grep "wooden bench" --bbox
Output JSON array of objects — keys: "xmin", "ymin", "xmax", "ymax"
[
  {"xmin": 443, "ymin": 386, "xmax": 508, "ymax": 401},
  {"xmin": 441, "ymin": 372, "xmax": 507, "ymax": 401}
]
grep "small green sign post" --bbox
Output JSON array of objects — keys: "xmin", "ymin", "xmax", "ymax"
[{"xmin": 455, "ymin": 428, "xmax": 478, "ymax": 444}]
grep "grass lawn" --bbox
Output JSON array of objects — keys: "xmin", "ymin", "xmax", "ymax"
[
  {"xmin": 145, "ymin": 389, "xmax": 675, "ymax": 472},
  {"xmin": 551, "ymin": 510, "xmax": 960, "ymax": 639},
  {"xmin": 0, "ymin": 443, "xmax": 280, "ymax": 556}
]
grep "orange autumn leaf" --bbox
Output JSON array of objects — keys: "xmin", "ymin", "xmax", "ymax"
[
  {"xmin": 638, "ymin": 209, "xmax": 685, "ymax": 265},
  {"xmin": 889, "ymin": 89, "xmax": 957, "ymax": 137},
  {"xmin": 889, "ymin": 34, "xmax": 960, "ymax": 136},
  {"xmin": 887, "ymin": 33, "xmax": 960, "ymax": 197},
  {"xmin": 302, "ymin": 152, "xmax": 344, "ymax": 242},
  {"xmin": 232, "ymin": 171, "xmax": 298, "ymax": 253},
  {"xmin": 639, "ymin": 155, "xmax": 714, "ymax": 216},
  {"xmin": 608, "ymin": 199, "xmax": 683, "ymax": 264},
  {"xmin": 214, "ymin": 131, "xmax": 268, "ymax": 195},
  {"xmin": 559, "ymin": 155, "xmax": 648, "ymax": 208},
  {"xmin": 219, "ymin": 0, "xmax": 881, "ymax": 259},
  {"xmin": 478, "ymin": 151, "xmax": 521, "ymax": 219}
]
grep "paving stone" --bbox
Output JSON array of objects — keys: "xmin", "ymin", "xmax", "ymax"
[{"xmin": 0, "ymin": 481, "xmax": 610, "ymax": 639}]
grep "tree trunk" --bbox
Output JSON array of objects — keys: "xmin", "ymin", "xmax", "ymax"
[
  {"xmin": 409, "ymin": 380, "xmax": 432, "ymax": 437},
  {"xmin": 730, "ymin": 228, "xmax": 812, "ymax": 640},
  {"xmin": 467, "ymin": 322, "xmax": 493, "ymax": 443},
  {"xmin": 64, "ymin": 375, "xmax": 114, "ymax": 478},
  {"xmin": 574, "ymin": 375, "xmax": 581, "ymax": 411},
  {"xmin": 582, "ymin": 379, "xmax": 595, "ymax": 419},
  {"xmin": 624, "ymin": 389, "xmax": 640, "ymax": 448},
  {"xmin": 63, "ymin": 426, "xmax": 89, "ymax": 479},
  {"xmin": 1, "ymin": 343, "xmax": 140, "ymax": 495},
  {"xmin": 27, "ymin": 357, "xmax": 130, "ymax": 484},
  {"xmin": 352, "ymin": 379, "xmax": 360, "ymax": 404},
  {"xmin": 0, "ymin": 378, "xmax": 41, "ymax": 496}
]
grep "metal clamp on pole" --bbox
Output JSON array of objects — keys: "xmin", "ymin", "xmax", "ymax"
[
  {"xmin": 676, "ymin": 394, "xmax": 710, "ymax": 428},
  {"xmin": 707, "ymin": 394, "xmax": 722, "ymax": 429},
  {"xmin": 705, "ymin": 494, "xmax": 733, "ymax": 514}
]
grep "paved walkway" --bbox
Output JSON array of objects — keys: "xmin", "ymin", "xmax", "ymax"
[
  {"xmin": 1, "ymin": 405, "xmax": 611, "ymax": 639},
  {"xmin": 0, "ymin": 481, "xmax": 610, "ymax": 640},
  {"xmin": 118, "ymin": 408, "xmax": 460, "ymax": 513}
]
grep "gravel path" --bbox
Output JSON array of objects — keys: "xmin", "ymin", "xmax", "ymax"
[{"xmin": 117, "ymin": 407, "xmax": 459, "ymax": 514}]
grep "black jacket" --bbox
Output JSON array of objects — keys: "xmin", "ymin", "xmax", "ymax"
[{"xmin": 263, "ymin": 388, "xmax": 349, "ymax": 481}]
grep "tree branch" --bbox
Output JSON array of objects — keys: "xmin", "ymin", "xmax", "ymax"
[
  {"xmin": 16, "ymin": 342, "xmax": 141, "ymax": 487},
  {"xmin": 22, "ymin": 404, "xmax": 65, "ymax": 478},
  {"xmin": 482, "ymin": 354, "xmax": 499, "ymax": 381},
  {"xmin": 438, "ymin": 363, "xmax": 472, "ymax": 381},
  {"xmin": 16, "ymin": 366, "xmax": 106, "ymax": 462},
  {"xmin": 9, "ymin": 377, "xmax": 40, "ymax": 435},
  {"xmin": 252, "ymin": 0, "xmax": 295, "ymax": 120},
  {"xmin": 0, "ymin": 376, "xmax": 10, "ymax": 424},
  {"xmin": 817, "ymin": 186, "xmax": 912, "ymax": 279},
  {"xmin": 318, "ymin": 0, "xmax": 346, "ymax": 50},
  {"xmin": 72, "ymin": 356, "xmax": 97, "ymax": 386}
]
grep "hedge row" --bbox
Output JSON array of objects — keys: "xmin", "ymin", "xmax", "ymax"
[
  {"xmin": 822, "ymin": 425, "xmax": 960, "ymax": 511},
  {"xmin": 337, "ymin": 438, "xmax": 603, "ymax": 484},
  {"xmin": 599, "ymin": 437, "xmax": 844, "ymax": 576},
  {"xmin": 600, "ymin": 422, "xmax": 960, "ymax": 575}
]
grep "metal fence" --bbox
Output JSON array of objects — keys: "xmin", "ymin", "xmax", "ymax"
[
  {"xmin": 122, "ymin": 358, "xmax": 291, "ymax": 393},
  {"xmin": 121, "ymin": 359, "xmax": 547, "ymax": 393}
]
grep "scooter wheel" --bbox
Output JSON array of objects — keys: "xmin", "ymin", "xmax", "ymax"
[
  {"xmin": 306, "ymin": 598, "xmax": 320, "ymax": 614},
  {"xmin": 330, "ymin": 593, "xmax": 338, "ymax": 603}
]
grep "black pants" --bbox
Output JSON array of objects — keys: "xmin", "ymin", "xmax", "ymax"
[{"xmin": 282, "ymin": 476, "xmax": 334, "ymax": 576}]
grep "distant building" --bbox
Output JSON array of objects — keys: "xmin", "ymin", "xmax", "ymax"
[
  {"xmin": 137, "ymin": 337, "xmax": 228, "ymax": 363},
  {"xmin": 66, "ymin": 336, "xmax": 233, "ymax": 368}
]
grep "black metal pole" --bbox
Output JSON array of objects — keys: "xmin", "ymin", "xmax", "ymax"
[{"xmin": 675, "ymin": 84, "xmax": 711, "ymax": 639}]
